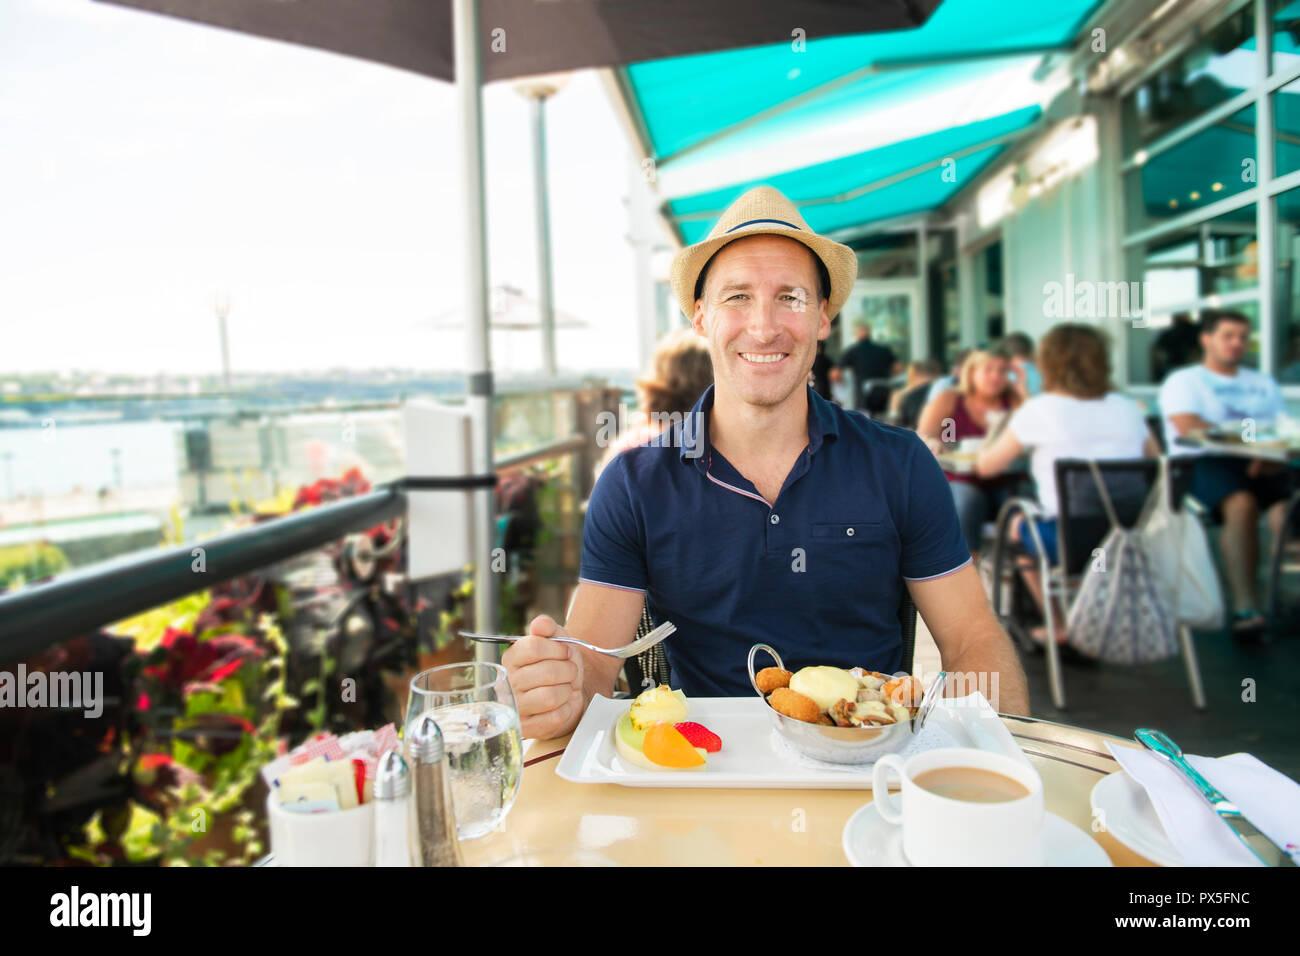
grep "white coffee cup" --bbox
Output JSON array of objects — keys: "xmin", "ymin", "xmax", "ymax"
[
  {"xmin": 871, "ymin": 747, "xmax": 1044, "ymax": 866},
  {"xmin": 266, "ymin": 793, "xmax": 374, "ymax": 867}
]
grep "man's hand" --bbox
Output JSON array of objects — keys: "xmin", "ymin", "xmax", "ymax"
[{"xmin": 503, "ymin": 614, "xmax": 585, "ymax": 741}]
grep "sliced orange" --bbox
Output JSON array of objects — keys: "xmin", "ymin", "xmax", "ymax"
[{"xmin": 641, "ymin": 723, "xmax": 706, "ymax": 768}]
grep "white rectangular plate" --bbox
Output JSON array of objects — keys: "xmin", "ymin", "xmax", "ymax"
[{"xmin": 554, "ymin": 693, "xmax": 1028, "ymax": 790}]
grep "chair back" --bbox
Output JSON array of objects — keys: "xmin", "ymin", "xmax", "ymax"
[{"xmin": 1053, "ymin": 458, "xmax": 1194, "ymax": 575}]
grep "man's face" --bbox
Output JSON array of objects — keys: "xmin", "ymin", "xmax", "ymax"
[
  {"xmin": 690, "ymin": 235, "xmax": 830, "ymax": 409},
  {"xmin": 1201, "ymin": 320, "xmax": 1250, "ymax": 369}
]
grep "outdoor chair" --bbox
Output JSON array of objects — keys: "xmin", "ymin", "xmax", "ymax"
[
  {"xmin": 621, "ymin": 587, "xmax": 919, "ymax": 694},
  {"xmin": 1266, "ymin": 488, "xmax": 1300, "ymax": 631},
  {"xmin": 988, "ymin": 458, "xmax": 1206, "ymax": 711}
]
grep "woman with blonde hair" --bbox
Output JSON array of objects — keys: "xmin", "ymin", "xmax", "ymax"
[
  {"xmin": 595, "ymin": 328, "xmax": 713, "ymax": 480},
  {"xmin": 917, "ymin": 348, "xmax": 1023, "ymax": 555}
]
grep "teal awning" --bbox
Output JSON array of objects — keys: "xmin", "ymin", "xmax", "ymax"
[
  {"xmin": 669, "ymin": 106, "xmax": 1039, "ymax": 244},
  {"xmin": 622, "ymin": 0, "xmax": 1105, "ymax": 237}
]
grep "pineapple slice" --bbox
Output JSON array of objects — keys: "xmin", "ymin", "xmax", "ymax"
[{"xmin": 628, "ymin": 685, "xmax": 689, "ymax": 731}]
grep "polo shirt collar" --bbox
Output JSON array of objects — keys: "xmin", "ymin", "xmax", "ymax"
[{"xmin": 679, "ymin": 383, "xmax": 840, "ymax": 467}]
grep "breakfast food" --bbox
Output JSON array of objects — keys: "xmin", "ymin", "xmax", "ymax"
[
  {"xmin": 763, "ymin": 665, "xmax": 922, "ymax": 727},
  {"xmin": 754, "ymin": 666, "xmax": 793, "ymax": 693},
  {"xmin": 769, "ymin": 686, "xmax": 823, "ymax": 723},
  {"xmin": 788, "ymin": 665, "xmax": 860, "ymax": 712},
  {"xmin": 615, "ymin": 685, "xmax": 722, "ymax": 771}
]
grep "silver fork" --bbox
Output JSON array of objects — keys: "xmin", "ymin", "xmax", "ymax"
[{"xmin": 459, "ymin": 620, "xmax": 676, "ymax": 659}]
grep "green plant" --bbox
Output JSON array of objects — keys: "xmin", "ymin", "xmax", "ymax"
[{"xmin": 0, "ymin": 540, "xmax": 69, "ymax": 589}]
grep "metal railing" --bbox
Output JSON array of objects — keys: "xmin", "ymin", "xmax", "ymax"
[
  {"xmin": 0, "ymin": 486, "xmax": 404, "ymax": 662},
  {"xmin": 0, "ymin": 383, "xmax": 623, "ymax": 663}
]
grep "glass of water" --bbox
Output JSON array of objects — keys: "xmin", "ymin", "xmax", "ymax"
[{"xmin": 405, "ymin": 662, "xmax": 524, "ymax": 840}]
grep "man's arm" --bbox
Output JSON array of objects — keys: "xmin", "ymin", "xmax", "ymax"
[
  {"xmin": 1168, "ymin": 412, "xmax": 1216, "ymax": 436},
  {"xmin": 502, "ymin": 581, "xmax": 644, "ymax": 740},
  {"xmin": 906, "ymin": 564, "xmax": 1030, "ymax": 716}
]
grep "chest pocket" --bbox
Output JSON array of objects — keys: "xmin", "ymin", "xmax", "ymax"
[{"xmin": 806, "ymin": 521, "xmax": 898, "ymax": 608}]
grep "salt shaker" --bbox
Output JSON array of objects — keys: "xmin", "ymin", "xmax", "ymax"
[
  {"xmin": 372, "ymin": 748, "xmax": 413, "ymax": 867},
  {"xmin": 409, "ymin": 713, "xmax": 464, "ymax": 867}
]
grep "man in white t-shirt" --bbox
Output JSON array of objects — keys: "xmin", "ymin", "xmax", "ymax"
[{"xmin": 1157, "ymin": 310, "xmax": 1292, "ymax": 635}]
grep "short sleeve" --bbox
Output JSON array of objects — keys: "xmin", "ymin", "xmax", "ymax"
[
  {"xmin": 578, "ymin": 454, "xmax": 648, "ymax": 593},
  {"xmin": 1008, "ymin": 397, "xmax": 1048, "ymax": 446},
  {"xmin": 1266, "ymin": 377, "xmax": 1286, "ymax": 419},
  {"xmin": 898, "ymin": 432, "xmax": 973, "ymax": 580},
  {"xmin": 1158, "ymin": 370, "xmax": 1201, "ymax": 417}
]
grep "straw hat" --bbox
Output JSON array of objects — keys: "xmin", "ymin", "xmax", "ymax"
[{"xmin": 669, "ymin": 185, "xmax": 858, "ymax": 321}]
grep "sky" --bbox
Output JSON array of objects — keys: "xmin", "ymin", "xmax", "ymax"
[{"xmin": 0, "ymin": 0, "xmax": 650, "ymax": 376}]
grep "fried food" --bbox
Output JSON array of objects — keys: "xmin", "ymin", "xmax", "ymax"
[
  {"xmin": 755, "ymin": 666, "xmax": 793, "ymax": 694},
  {"xmin": 815, "ymin": 713, "xmax": 834, "ymax": 725},
  {"xmin": 768, "ymin": 687, "xmax": 823, "ymax": 724},
  {"xmin": 883, "ymin": 676, "xmax": 924, "ymax": 708},
  {"xmin": 852, "ymin": 700, "xmax": 896, "ymax": 726},
  {"xmin": 829, "ymin": 698, "xmax": 858, "ymax": 727}
]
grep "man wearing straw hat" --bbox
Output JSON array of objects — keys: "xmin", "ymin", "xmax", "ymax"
[{"xmin": 504, "ymin": 186, "xmax": 1028, "ymax": 739}]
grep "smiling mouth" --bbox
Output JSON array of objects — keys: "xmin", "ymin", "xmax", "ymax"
[{"xmin": 739, "ymin": 352, "xmax": 789, "ymax": 365}]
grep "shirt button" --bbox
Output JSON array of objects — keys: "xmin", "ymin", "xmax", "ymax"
[
  {"xmin": 770, "ymin": 514, "xmax": 780, "ymax": 525},
  {"xmin": 847, "ymin": 527, "xmax": 855, "ymax": 537}
]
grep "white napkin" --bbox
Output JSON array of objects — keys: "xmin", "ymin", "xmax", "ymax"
[{"xmin": 1105, "ymin": 743, "xmax": 1300, "ymax": 866}]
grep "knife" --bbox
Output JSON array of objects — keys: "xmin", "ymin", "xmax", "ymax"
[{"xmin": 1135, "ymin": 728, "xmax": 1297, "ymax": 867}]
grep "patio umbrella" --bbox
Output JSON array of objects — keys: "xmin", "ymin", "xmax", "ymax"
[
  {"xmin": 96, "ymin": 1, "xmax": 942, "ymax": 82},
  {"xmin": 94, "ymin": 0, "xmax": 942, "ymax": 644}
]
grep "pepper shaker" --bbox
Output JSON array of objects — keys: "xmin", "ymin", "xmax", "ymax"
[
  {"xmin": 372, "ymin": 748, "xmax": 413, "ymax": 867},
  {"xmin": 409, "ymin": 713, "xmax": 464, "ymax": 867}
]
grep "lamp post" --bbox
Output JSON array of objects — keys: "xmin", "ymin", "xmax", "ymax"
[
  {"xmin": 214, "ymin": 290, "xmax": 232, "ymax": 393},
  {"xmin": 513, "ymin": 72, "xmax": 570, "ymax": 380}
]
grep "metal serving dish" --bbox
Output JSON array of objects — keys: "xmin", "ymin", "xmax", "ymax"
[{"xmin": 746, "ymin": 643, "xmax": 914, "ymax": 765}]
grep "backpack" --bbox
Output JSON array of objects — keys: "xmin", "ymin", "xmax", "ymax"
[{"xmin": 1066, "ymin": 460, "xmax": 1180, "ymax": 663}]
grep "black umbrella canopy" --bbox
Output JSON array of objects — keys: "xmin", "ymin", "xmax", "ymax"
[{"xmin": 95, "ymin": 0, "xmax": 942, "ymax": 81}]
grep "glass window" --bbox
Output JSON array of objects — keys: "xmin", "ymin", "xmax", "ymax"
[
  {"xmin": 1274, "ymin": 187, "xmax": 1300, "ymax": 380},
  {"xmin": 1272, "ymin": 0, "xmax": 1300, "ymax": 74},
  {"xmin": 1275, "ymin": 76, "xmax": 1300, "ymax": 175},
  {"xmin": 1126, "ymin": 204, "xmax": 1260, "ymax": 384},
  {"xmin": 1121, "ymin": 5, "xmax": 1257, "ymax": 154},
  {"xmin": 850, "ymin": 233, "xmax": 918, "ymax": 280},
  {"xmin": 1123, "ymin": 106, "xmax": 1257, "ymax": 234}
]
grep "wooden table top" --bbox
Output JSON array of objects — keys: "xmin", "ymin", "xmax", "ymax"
[{"xmin": 458, "ymin": 713, "xmax": 1158, "ymax": 867}]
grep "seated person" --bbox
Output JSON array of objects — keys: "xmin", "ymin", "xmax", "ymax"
[
  {"xmin": 594, "ymin": 327, "xmax": 713, "ymax": 481},
  {"xmin": 1158, "ymin": 309, "xmax": 1291, "ymax": 636},
  {"xmin": 917, "ymin": 350, "xmax": 1024, "ymax": 556},
  {"xmin": 996, "ymin": 332, "xmax": 1042, "ymax": 398},
  {"xmin": 975, "ymin": 323, "xmax": 1157, "ymax": 644},
  {"xmin": 501, "ymin": 186, "xmax": 1029, "ymax": 739},
  {"xmin": 890, "ymin": 357, "xmax": 942, "ymax": 431},
  {"xmin": 923, "ymin": 347, "xmax": 972, "ymax": 407}
]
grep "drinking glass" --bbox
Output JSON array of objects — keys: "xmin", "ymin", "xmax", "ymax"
[{"xmin": 405, "ymin": 662, "xmax": 524, "ymax": 840}]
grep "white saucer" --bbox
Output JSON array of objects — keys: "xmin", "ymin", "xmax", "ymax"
[
  {"xmin": 1089, "ymin": 771, "xmax": 1185, "ymax": 867},
  {"xmin": 841, "ymin": 803, "xmax": 1112, "ymax": 867}
]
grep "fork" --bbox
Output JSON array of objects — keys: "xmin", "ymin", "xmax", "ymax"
[{"xmin": 459, "ymin": 620, "xmax": 676, "ymax": 659}]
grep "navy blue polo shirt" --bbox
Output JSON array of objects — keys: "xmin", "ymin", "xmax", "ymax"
[{"xmin": 579, "ymin": 384, "xmax": 971, "ymax": 697}]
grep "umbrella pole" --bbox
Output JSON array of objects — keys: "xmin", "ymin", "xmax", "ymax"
[{"xmin": 452, "ymin": 0, "xmax": 499, "ymax": 661}]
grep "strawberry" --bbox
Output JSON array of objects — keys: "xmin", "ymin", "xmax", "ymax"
[{"xmin": 673, "ymin": 721, "xmax": 722, "ymax": 753}]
